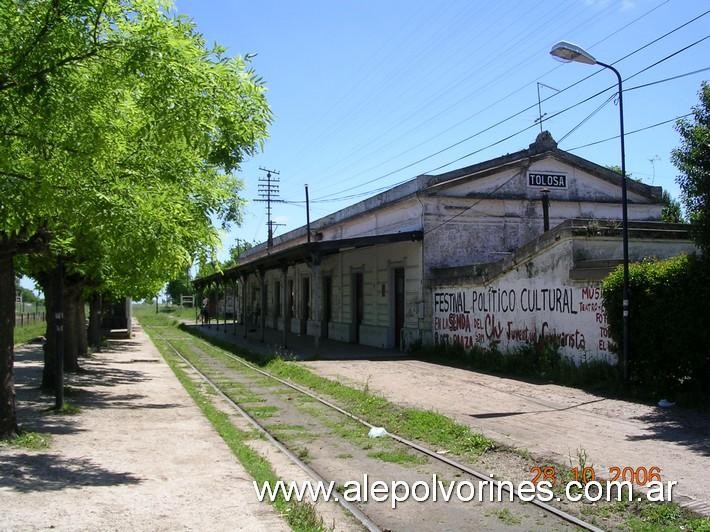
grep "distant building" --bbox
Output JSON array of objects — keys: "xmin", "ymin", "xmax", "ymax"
[{"xmin": 195, "ymin": 132, "xmax": 694, "ymax": 362}]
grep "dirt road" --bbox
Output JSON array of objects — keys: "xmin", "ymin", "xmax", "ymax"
[{"xmin": 303, "ymin": 359, "xmax": 710, "ymax": 515}]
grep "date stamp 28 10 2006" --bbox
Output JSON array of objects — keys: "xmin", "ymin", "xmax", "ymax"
[
  {"xmin": 530, "ymin": 465, "xmax": 677, "ymax": 503},
  {"xmin": 531, "ymin": 465, "xmax": 662, "ymax": 486}
]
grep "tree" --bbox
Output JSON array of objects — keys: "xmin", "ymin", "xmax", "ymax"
[
  {"xmin": 221, "ymin": 239, "xmax": 254, "ymax": 269},
  {"xmin": 14, "ymin": 279, "xmax": 42, "ymax": 306},
  {"xmin": 166, "ymin": 271, "xmax": 192, "ymax": 305},
  {"xmin": 672, "ymin": 82, "xmax": 710, "ymax": 252},
  {"xmin": 660, "ymin": 190, "xmax": 684, "ymax": 224},
  {"xmin": 606, "ymin": 165, "xmax": 685, "ymax": 224},
  {"xmin": 1, "ymin": 0, "xmax": 270, "ymax": 438}
]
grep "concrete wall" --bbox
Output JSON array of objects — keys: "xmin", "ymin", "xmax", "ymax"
[
  {"xmin": 431, "ymin": 232, "xmax": 696, "ymax": 363},
  {"xmin": 237, "ymin": 240, "xmax": 424, "ymax": 350},
  {"xmin": 217, "ymin": 149, "xmax": 671, "ymax": 354},
  {"xmin": 422, "ymin": 157, "xmax": 663, "ymax": 273}
]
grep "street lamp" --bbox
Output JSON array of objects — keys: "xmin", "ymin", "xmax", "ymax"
[{"xmin": 550, "ymin": 41, "xmax": 630, "ymax": 382}]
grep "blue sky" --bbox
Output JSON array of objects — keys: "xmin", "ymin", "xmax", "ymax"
[
  {"xmin": 17, "ymin": 0, "xmax": 710, "ymax": 294},
  {"xmin": 172, "ymin": 0, "xmax": 709, "ymax": 262}
]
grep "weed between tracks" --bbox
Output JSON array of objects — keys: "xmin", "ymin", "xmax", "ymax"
[
  {"xmin": 141, "ymin": 309, "xmax": 710, "ymax": 531},
  {"xmin": 138, "ymin": 316, "xmax": 326, "ymax": 532},
  {"xmin": 174, "ymin": 324, "xmax": 495, "ymax": 461}
]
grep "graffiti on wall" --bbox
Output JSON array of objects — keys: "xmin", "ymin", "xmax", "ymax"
[{"xmin": 432, "ymin": 281, "xmax": 615, "ymax": 362}]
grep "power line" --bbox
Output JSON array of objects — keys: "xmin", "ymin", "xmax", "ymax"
[
  {"xmin": 423, "ymin": 173, "xmax": 520, "ymax": 236},
  {"xmin": 564, "ymin": 113, "xmax": 694, "ymax": 151},
  {"xmin": 626, "ymin": 65, "xmax": 710, "ymax": 92},
  {"xmin": 305, "ymin": 60, "xmax": 708, "ymax": 206},
  {"xmin": 306, "ymin": 1, "xmax": 693, "ymax": 196},
  {"xmin": 557, "ymin": 94, "xmax": 616, "ymax": 144},
  {"xmin": 312, "ymin": 31, "xmax": 710, "ymax": 201},
  {"xmin": 301, "ymin": 0, "xmax": 582, "ymax": 184},
  {"xmin": 310, "ymin": 8, "xmax": 710, "ymax": 201},
  {"xmin": 299, "ymin": 111, "xmax": 693, "ymax": 241}
]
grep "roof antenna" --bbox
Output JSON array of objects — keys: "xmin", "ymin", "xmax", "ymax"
[
  {"xmin": 648, "ymin": 155, "xmax": 660, "ymax": 184},
  {"xmin": 535, "ymin": 82, "xmax": 560, "ymax": 133}
]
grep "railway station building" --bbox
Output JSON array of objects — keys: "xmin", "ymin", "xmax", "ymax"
[{"xmin": 194, "ymin": 132, "xmax": 694, "ymax": 363}]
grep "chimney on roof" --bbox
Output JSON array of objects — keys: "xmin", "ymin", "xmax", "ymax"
[{"xmin": 529, "ymin": 131, "xmax": 557, "ymax": 152}]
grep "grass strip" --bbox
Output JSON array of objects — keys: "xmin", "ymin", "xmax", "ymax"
[
  {"xmin": 0, "ymin": 431, "xmax": 51, "ymax": 450},
  {"xmin": 139, "ymin": 318, "xmax": 325, "ymax": 532},
  {"xmin": 14, "ymin": 322, "xmax": 45, "ymax": 346},
  {"xmin": 178, "ymin": 324, "xmax": 494, "ymax": 460},
  {"xmin": 156, "ymin": 309, "xmax": 710, "ymax": 532}
]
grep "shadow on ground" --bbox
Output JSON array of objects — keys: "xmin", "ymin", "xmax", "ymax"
[
  {"xmin": 12, "ymin": 341, "xmax": 163, "ymax": 437},
  {"xmin": 0, "ymin": 453, "xmax": 141, "ymax": 492},
  {"xmin": 470, "ymin": 397, "xmax": 607, "ymax": 419},
  {"xmin": 184, "ymin": 323, "xmax": 411, "ymax": 362},
  {"xmin": 627, "ymin": 409, "xmax": 710, "ymax": 457}
]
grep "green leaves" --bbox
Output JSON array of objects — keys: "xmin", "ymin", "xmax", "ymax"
[
  {"xmin": 672, "ymin": 82, "xmax": 710, "ymax": 252},
  {"xmin": 3, "ymin": 0, "xmax": 271, "ymax": 298}
]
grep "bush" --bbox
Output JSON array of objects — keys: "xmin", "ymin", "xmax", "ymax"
[
  {"xmin": 416, "ymin": 338, "xmax": 619, "ymax": 392},
  {"xmin": 602, "ymin": 254, "xmax": 710, "ymax": 404}
]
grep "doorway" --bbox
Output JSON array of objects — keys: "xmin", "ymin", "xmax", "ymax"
[
  {"xmin": 352, "ymin": 272, "xmax": 364, "ymax": 343},
  {"xmin": 322, "ymin": 276, "xmax": 332, "ymax": 339},
  {"xmin": 300, "ymin": 277, "xmax": 310, "ymax": 335},
  {"xmin": 393, "ymin": 268, "xmax": 405, "ymax": 349}
]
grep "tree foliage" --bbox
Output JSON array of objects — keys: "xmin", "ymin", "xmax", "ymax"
[
  {"xmin": 660, "ymin": 190, "xmax": 684, "ymax": 224},
  {"xmin": 166, "ymin": 271, "xmax": 192, "ymax": 304},
  {"xmin": 672, "ymin": 82, "xmax": 710, "ymax": 252},
  {"xmin": 221, "ymin": 239, "xmax": 255, "ymax": 269},
  {"xmin": 0, "ymin": 0, "xmax": 271, "ymax": 437},
  {"xmin": 603, "ymin": 254, "xmax": 710, "ymax": 404}
]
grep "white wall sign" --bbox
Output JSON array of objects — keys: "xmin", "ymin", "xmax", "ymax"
[{"xmin": 432, "ymin": 279, "xmax": 616, "ymax": 363}]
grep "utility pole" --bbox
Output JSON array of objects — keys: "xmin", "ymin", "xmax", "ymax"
[
  {"xmin": 305, "ymin": 184, "xmax": 311, "ymax": 243},
  {"xmin": 254, "ymin": 168, "xmax": 284, "ymax": 249},
  {"xmin": 55, "ymin": 258, "xmax": 64, "ymax": 410}
]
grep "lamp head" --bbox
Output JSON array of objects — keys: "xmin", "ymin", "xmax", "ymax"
[{"xmin": 549, "ymin": 41, "xmax": 597, "ymax": 65}]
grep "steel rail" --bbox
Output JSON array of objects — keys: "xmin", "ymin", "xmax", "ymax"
[
  {"xmin": 174, "ymin": 329, "xmax": 604, "ymax": 532},
  {"xmin": 157, "ymin": 335, "xmax": 381, "ymax": 532}
]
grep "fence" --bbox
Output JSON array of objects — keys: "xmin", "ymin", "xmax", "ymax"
[{"xmin": 15, "ymin": 312, "xmax": 46, "ymax": 327}]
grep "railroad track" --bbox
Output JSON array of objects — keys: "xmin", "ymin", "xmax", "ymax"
[{"xmin": 150, "ymin": 326, "xmax": 604, "ymax": 532}]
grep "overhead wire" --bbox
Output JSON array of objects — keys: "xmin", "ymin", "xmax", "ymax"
[
  {"xmin": 290, "ymin": 1, "xmax": 488, "ymax": 156},
  {"xmin": 626, "ymin": 65, "xmax": 710, "ymax": 91},
  {"xmin": 312, "ymin": 27, "xmax": 710, "ymax": 199},
  {"xmin": 256, "ymin": 7, "xmax": 709, "ymax": 241},
  {"xmin": 298, "ymin": 108, "xmax": 696, "ymax": 241},
  {"xmin": 564, "ymin": 112, "xmax": 694, "ymax": 151},
  {"xmin": 305, "ymin": 0, "xmax": 689, "ymax": 195},
  {"xmin": 301, "ymin": 0, "xmax": 579, "ymax": 183},
  {"xmin": 304, "ymin": 60, "xmax": 709, "ymax": 206},
  {"xmin": 559, "ymin": 65, "xmax": 710, "ymax": 145},
  {"xmin": 310, "ymin": 7, "xmax": 710, "ymax": 200},
  {"xmin": 557, "ymin": 94, "xmax": 616, "ymax": 144}
]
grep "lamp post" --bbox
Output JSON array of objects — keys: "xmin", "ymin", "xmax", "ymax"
[{"xmin": 550, "ymin": 41, "xmax": 630, "ymax": 382}]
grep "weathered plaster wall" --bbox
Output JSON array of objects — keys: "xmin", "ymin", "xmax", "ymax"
[
  {"xmin": 431, "ymin": 234, "xmax": 696, "ymax": 363},
  {"xmin": 236, "ymin": 240, "xmax": 423, "ymax": 349},
  {"xmin": 422, "ymin": 157, "xmax": 663, "ymax": 274}
]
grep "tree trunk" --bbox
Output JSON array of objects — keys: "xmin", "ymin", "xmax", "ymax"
[
  {"xmin": 40, "ymin": 267, "xmax": 84, "ymax": 380},
  {"xmin": 77, "ymin": 294, "xmax": 88, "ymax": 358},
  {"xmin": 0, "ymin": 252, "xmax": 18, "ymax": 439},
  {"xmin": 88, "ymin": 292, "xmax": 102, "ymax": 350},
  {"xmin": 62, "ymin": 281, "xmax": 81, "ymax": 372},
  {"xmin": 39, "ymin": 274, "xmax": 57, "ymax": 391}
]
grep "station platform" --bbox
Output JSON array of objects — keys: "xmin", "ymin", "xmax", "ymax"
[{"xmin": 2, "ymin": 322, "xmax": 288, "ymax": 531}]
